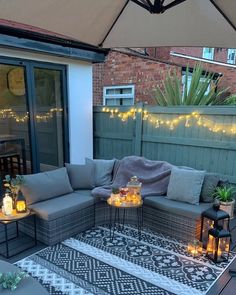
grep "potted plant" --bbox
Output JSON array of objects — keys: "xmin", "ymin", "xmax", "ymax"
[
  {"xmin": 213, "ymin": 186, "xmax": 235, "ymax": 218},
  {"xmin": 3, "ymin": 175, "xmax": 25, "ymax": 207}
]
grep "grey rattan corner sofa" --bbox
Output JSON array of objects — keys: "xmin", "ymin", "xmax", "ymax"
[{"xmin": 17, "ymin": 162, "xmax": 218, "ymax": 245}]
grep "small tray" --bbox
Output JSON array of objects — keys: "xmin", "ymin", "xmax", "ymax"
[{"xmin": 0, "ymin": 209, "xmax": 31, "ymax": 221}]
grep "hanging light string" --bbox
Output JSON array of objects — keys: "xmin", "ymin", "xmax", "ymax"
[
  {"xmin": 0, "ymin": 108, "xmax": 63, "ymax": 123},
  {"xmin": 102, "ymin": 107, "xmax": 236, "ymax": 135}
]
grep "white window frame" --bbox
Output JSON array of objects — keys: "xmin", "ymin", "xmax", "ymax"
[
  {"xmin": 182, "ymin": 72, "xmax": 211, "ymax": 98},
  {"xmin": 103, "ymin": 85, "xmax": 135, "ymax": 106},
  {"xmin": 227, "ymin": 49, "xmax": 236, "ymax": 64},
  {"xmin": 202, "ymin": 48, "xmax": 214, "ymax": 60}
]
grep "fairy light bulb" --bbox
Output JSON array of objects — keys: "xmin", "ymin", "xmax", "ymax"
[
  {"xmin": 170, "ymin": 122, "xmax": 174, "ymax": 130},
  {"xmin": 155, "ymin": 120, "xmax": 160, "ymax": 128},
  {"xmin": 185, "ymin": 118, "xmax": 190, "ymax": 127},
  {"xmin": 110, "ymin": 111, "xmax": 115, "ymax": 118}
]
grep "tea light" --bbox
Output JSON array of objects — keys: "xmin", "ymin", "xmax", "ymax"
[{"xmin": 187, "ymin": 240, "xmax": 203, "ymax": 257}]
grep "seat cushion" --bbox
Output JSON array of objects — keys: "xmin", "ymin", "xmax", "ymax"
[
  {"xmin": 21, "ymin": 167, "xmax": 73, "ymax": 205},
  {"xmin": 29, "ymin": 191, "xmax": 94, "ymax": 221},
  {"xmin": 144, "ymin": 196, "xmax": 213, "ymax": 219}
]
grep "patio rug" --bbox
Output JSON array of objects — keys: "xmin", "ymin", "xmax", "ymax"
[{"xmin": 15, "ymin": 225, "xmax": 235, "ymax": 295}]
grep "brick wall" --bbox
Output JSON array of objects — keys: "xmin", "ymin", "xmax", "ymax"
[
  {"xmin": 93, "ymin": 50, "xmax": 182, "ymax": 105},
  {"xmin": 170, "ymin": 47, "xmax": 229, "ymax": 63},
  {"xmin": 169, "ymin": 55, "xmax": 236, "ymax": 94},
  {"xmin": 93, "ymin": 48, "xmax": 236, "ymax": 105}
]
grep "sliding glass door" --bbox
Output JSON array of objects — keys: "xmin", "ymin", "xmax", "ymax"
[
  {"xmin": 34, "ymin": 67, "xmax": 66, "ymax": 171},
  {"xmin": 0, "ymin": 57, "xmax": 68, "ymax": 175}
]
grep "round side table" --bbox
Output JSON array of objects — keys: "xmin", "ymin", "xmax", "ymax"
[{"xmin": 107, "ymin": 197, "xmax": 143, "ymax": 241}]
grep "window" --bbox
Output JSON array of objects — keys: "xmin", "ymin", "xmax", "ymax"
[
  {"xmin": 202, "ymin": 48, "xmax": 214, "ymax": 60},
  {"xmin": 182, "ymin": 71, "xmax": 211, "ymax": 98},
  {"xmin": 103, "ymin": 85, "xmax": 135, "ymax": 106},
  {"xmin": 227, "ymin": 49, "xmax": 236, "ymax": 64}
]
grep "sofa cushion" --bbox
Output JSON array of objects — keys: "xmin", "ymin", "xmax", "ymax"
[
  {"xmin": 29, "ymin": 190, "xmax": 94, "ymax": 221},
  {"xmin": 86, "ymin": 158, "xmax": 115, "ymax": 186},
  {"xmin": 144, "ymin": 196, "xmax": 213, "ymax": 219},
  {"xmin": 200, "ymin": 173, "xmax": 220, "ymax": 203},
  {"xmin": 166, "ymin": 167, "xmax": 205, "ymax": 205},
  {"xmin": 21, "ymin": 167, "xmax": 73, "ymax": 205},
  {"xmin": 65, "ymin": 163, "xmax": 95, "ymax": 189}
]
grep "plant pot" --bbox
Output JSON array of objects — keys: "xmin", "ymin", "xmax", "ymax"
[{"xmin": 220, "ymin": 199, "xmax": 235, "ymax": 219}]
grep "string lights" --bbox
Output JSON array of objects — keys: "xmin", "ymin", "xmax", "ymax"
[
  {"xmin": 0, "ymin": 108, "xmax": 63, "ymax": 123},
  {"xmin": 102, "ymin": 107, "xmax": 236, "ymax": 136}
]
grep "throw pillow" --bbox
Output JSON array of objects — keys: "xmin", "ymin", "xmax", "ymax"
[
  {"xmin": 166, "ymin": 167, "xmax": 205, "ymax": 205},
  {"xmin": 200, "ymin": 173, "xmax": 220, "ymax": 203},
  {"xmin": 20, "ymin": 167, "xmax": 73, "ymax": 205},
  {"xmin": 65, "ymin": 163, "xmax": 95, "ymax": 189},
  {"xmin": 86, "ymin": 158, "xmax": 115, "ymax": 186}
]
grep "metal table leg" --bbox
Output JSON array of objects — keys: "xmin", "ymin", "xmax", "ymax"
[{"xmin": 4, "ymin": 224, "xmax": 9, "ymax": 259}]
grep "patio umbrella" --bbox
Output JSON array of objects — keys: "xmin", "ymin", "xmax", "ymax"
[{"xmin": 0, "ymin": 0, "xmax": 235, "ymax": 48}]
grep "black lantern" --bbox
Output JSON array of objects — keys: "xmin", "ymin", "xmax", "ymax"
[
  {"xmin": 15, "ymin": 190, "xmax": 27, "ymax": 213},
  {"xmin": 201, "ymin": 206, "xmax": 230, "ymax": 249},
  {"xmin": 206, "ymin": 227, "xmax": 231, "ymax": 263}
]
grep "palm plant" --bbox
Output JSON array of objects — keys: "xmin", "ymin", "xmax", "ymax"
[
  {"xmin": 153, "ymin": 64, "xmax": 227, "ymax": 106},
  {"xmin": 212, "ymin": 186, "xmax": 235, "ymax": 202},
  {"xmin": 224, "ymin": 94, "xmax": 236, "ymax": 105}
]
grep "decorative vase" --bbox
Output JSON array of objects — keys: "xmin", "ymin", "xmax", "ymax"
[{"xmin": 220, "ymin": 199, "xmax": 235, "ymax": 219}]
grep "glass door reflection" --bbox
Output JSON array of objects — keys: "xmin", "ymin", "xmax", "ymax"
[
  {"xmin": 0, "ymin": 64, "xmax": 31, "ymax": 176},
  {"xmin": 34, "ymin": 68, "xmax": 64, "ymax": 171}
]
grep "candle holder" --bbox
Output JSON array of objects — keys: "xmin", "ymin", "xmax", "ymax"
[{"xmin": 187, "ymin": 240, "xmax": 203, "ymax": 257}]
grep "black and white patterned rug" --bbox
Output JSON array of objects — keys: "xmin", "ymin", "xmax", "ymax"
[{"xmin": 15, "ymin": 225, "xmax": 235, "ymax": 295}]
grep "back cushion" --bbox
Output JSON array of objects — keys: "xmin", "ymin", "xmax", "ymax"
[
  {"xmin": 21, "ymin": 167, "xmax": 73, "ymax": 205},
  {"xmin": 166, "ymin": 167, "xmax": 205, "ymax": 205},
  {"xmin": 200, "ymin": 173, "xmax": 220, "ymax": 203},
  {"xmin": 86, "ymin": 158, "xmax": 115, "ymax": 186},
  {"xmin": 65, "ymin": 163, "xmax": 95, "ymax": 189}
]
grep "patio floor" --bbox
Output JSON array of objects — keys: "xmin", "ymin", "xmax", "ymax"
[{"xmin": 0, "ymin": 216, "xmax": 236, "ymax": 294}]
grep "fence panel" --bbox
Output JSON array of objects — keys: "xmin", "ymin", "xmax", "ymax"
[{"xmin": 93, "ymin": 106, "xmax": 236, "ymax": 184}]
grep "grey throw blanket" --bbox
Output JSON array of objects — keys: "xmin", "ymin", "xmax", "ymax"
[{"xmin": 92, "ymin": 156, "xmax": 173, "ymax": 199}]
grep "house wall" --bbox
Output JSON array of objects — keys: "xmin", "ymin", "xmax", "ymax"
[
  {"xmin": 93, "ymin": 48, "xmax": 236, "ymax": 106},
  {"xmin": 93, "ymin": 50, "xmax": 182, "ymax": 105},
  {"xmin": 171, "ymin": 47, "xmax": 229, "ymax": 64},
  {"xmin": 0, "ymin": 47, "xmax": 93, "ymax": 164},
  {"xmin": 169, "ymin": 55, "xmax": 236, "ymax": 94}
]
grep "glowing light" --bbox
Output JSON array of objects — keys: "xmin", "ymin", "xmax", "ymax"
[{"xmin": 102, "ymin": 107, "xmax": 236, "ymax": 136}]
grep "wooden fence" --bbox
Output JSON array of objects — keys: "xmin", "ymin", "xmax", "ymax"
[{"xmin": 93, "ymin": 105, "xmax": 236, "ymax": 184}]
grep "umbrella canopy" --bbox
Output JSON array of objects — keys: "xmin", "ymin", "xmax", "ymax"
[{"xmin": 0, "ymin": 0, "xmax": 235, "ymax": 48}]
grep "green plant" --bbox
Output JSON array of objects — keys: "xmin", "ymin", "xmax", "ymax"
[
  {"xmin": 3, "ymin": 175, "xmax": 25, "ymax": 195},
  {"xmin": 0, "ymin": 271, "xmax": 28, "ymax": 291},
  {"xmin": 213, "ymin": 186, "xmax": 235, "ymax": 202},
  {"xmin": 224, "ymin": 94, "xmax": 236, "ymax": 105},
  {"xmin": 153, "ymin": 64, "xmax": 227, "ymax": 106}
]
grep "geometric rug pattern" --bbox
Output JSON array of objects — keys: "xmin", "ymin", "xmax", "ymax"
[{"xmin": 15, "ymin": 225, "xmax": 235, "ymax": 295}]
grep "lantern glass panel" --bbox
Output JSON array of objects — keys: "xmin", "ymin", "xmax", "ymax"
[
  {"xmin": 16, "ymin": 200, "xmax": 27, "ymax": 213},
  {"xmin": 218, "ymin": 237, "xmax": 230, "ymax": 262},
  {"xmin": 206, "ymin": 234, "xmax": 216, "ymax": 256},
  {"xmin": 202, "ymin": 217, "xmax": 214, "ymax": 248},
  {"xmin": 207, "ymin": 234, "xmax": 230, "ymax": 263}
]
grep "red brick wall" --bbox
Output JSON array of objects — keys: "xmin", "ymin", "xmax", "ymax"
[
  {"xmin": 93, "ymin": 50, "xmax": 182, "ymax": 105},
  {"xmin": 171, "ymin": 47, "xmax": 203, "ymax": 58},
  {"xmin": 93, "ymin": 49, "xmax": 236, "ymax": 105},
  {"xmin": 171, "ymin": 47, "xmax": 229, "ymax": 63},
  {"xmin": 170, "ymin": 55, "xmax": 236, "ymax": 94}
]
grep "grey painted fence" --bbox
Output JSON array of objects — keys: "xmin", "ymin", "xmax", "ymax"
[{"xmin": 93, "ymin": 105, "xmax": 236, "ymax": 184}]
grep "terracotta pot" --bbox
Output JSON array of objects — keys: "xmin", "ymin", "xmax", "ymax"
[{"xmin": 220, "ymin": 199, "xmax": 235, "ymax": 219}]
